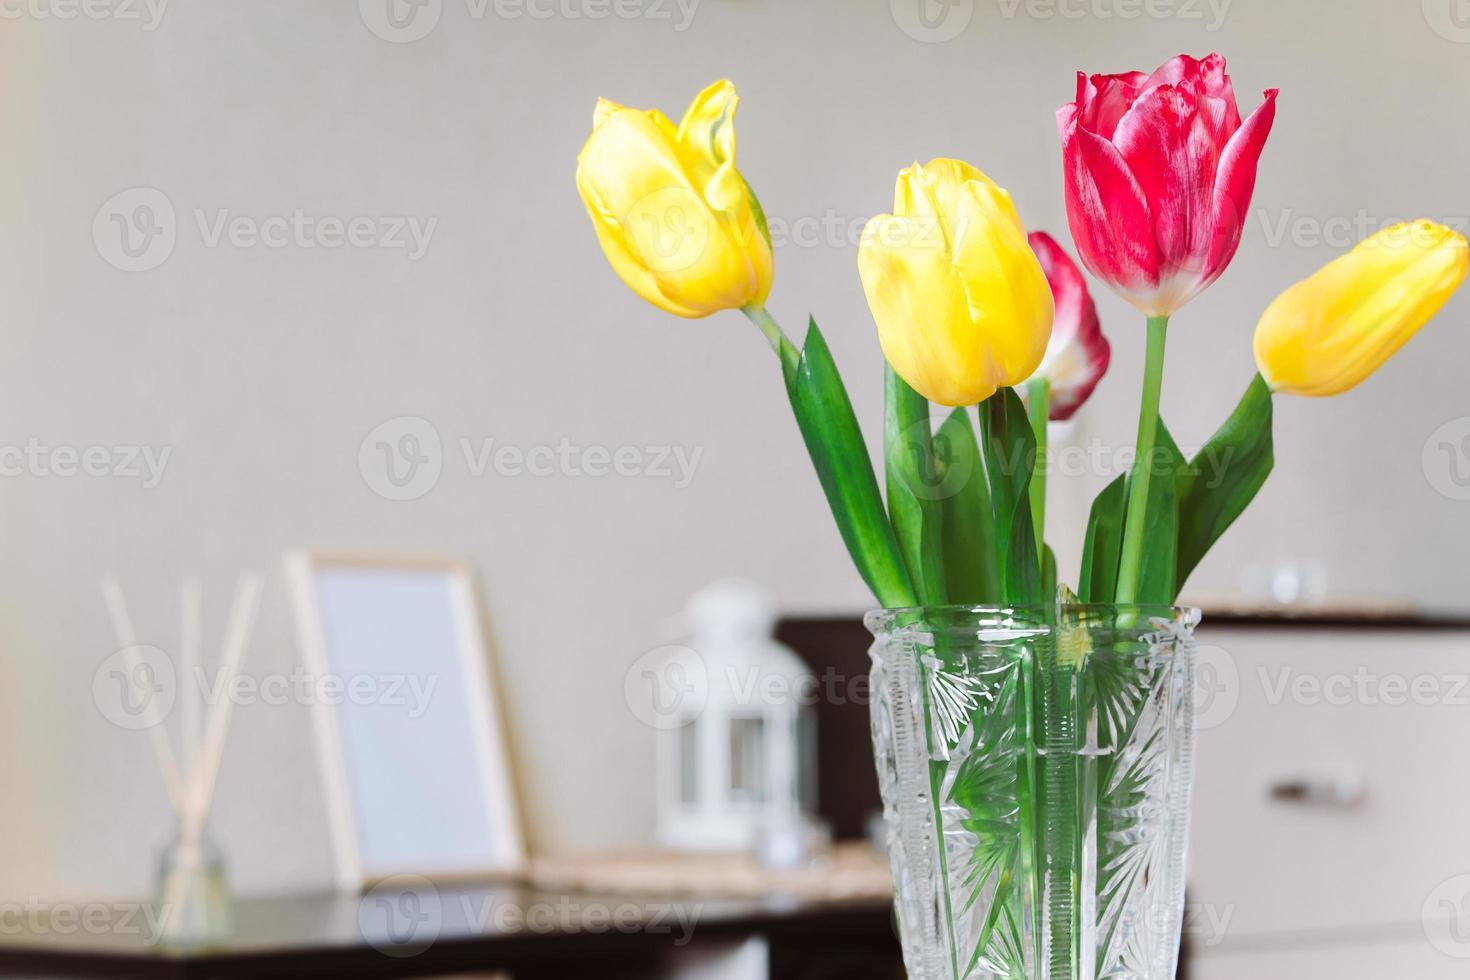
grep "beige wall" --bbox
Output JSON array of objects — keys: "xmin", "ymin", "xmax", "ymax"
[{"xmin": 1, "ymin": 0, "xmax": 1468, "ymax": 900}]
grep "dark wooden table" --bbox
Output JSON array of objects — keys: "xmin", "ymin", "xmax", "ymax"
[{"xmin": 0, "ymin": 882, "xmax": 902, "ymax": 979}]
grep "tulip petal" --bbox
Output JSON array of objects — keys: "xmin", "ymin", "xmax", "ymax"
[
  {"xmin": 576, "ymin": 166, "xmax": 705, "ymax": 318},
  {"xmin": 677, "ymin": 79, "xmax": 745, "ymax": 212},
  {"xmin": 1060, "ymin": 53, "xmax": 1275, "ymax": 316},
  {"xmin": 1027, "ymin": 231, "xmax": 1110, "ymax": 420},
  {"xmin": 1083, "ymin": 70, "xmax": 1149, "ymax": 139},
  {"xmin": 952, "ymin": 182, "xmax": 1053, "ymax": 384},
  {"xmin": 860, "ymin": 213, "xmax": 990, "ymax": 406},
  {"xmin": 1061, "ymin": 120, "xmax": 1162, "ymax": 305},
  {"xmin": 578, "ymin": 105, "xmax": 701, "ymax": 222},
  {"xmin": 895, "ymin": 158, "xmax": 995, "ymax": 249},
  {"xmin": 1112, "ymin": 83, "xmax": 1214, "ymax": 276},
  {"xmin": 1203, "ymin": 88, "xmax": 1278, "ymax": 291},
  {"xmin": 862, "ymin": 161, "xmax": 1054, "ymax": 407},
  {"xmin": 575, "ymin": 81, "xmax": 773, "ymax": 318},
  {"xmin": 1255, "ymin": 221, "xmax": 1468, "ymax": 396}
]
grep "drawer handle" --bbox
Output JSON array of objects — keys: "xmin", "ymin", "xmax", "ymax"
[{"xmin": 1268, "ymin": 774, "xmax": 1365, "ymax": 808}]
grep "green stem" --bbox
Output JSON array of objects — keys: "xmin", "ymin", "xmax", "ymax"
[
  {"xmin": 1026, "ymin": 377, "xmax": 1050, "ymax": 561},
  {"xmin": 1115, "ymin": 314, "xmax": 1169, "ymax": 605},
  {"xmin": 742, "ymin": 304, "xmax": 800, "ymax": 375}
]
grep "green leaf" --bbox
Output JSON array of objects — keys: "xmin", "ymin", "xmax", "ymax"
[
  {"xmin": 934, "ymin": 408, "xmax": 1001, "ymax": 605},
  {"xmin": 1041, "ymin": 545, "xmax": 1057, "ymax": 599},
  {"xmin": 783, "ymin": 319, "xmax": 916, "ymax": 608},
  {"xmin": 1004, "ymin": 495, "xmax": 1043, "ymax": 606},
  {"xmin": 1079, "ymin": 475, "xmax": 1125, "ymax": 603},
  {"xmin": 980, "ymin": 389, "xmax": 1040, "ymax": 605},
  {"xmin": 1078, "ymin": 422, "xmax": 1186, "ymax": 604},
  {"xmin": 884, "ymin": 367, "xmax": 948, "ymax": 606},
  {"xmin": 1176, "ymin": 374, "xmax": 1275, "ymax": 592},
  {"xmin": 1134, "ymin": 424, "xmax": 1184, "ymax": 606}
]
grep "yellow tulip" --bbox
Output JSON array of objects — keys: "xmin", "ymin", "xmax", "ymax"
[
  {"xmin": 1254, "ymin": 221, "xmax": 1469, "ymax": 397},
  {"xmin": 575, "ymin": 80, "xmax": 774, "ymax": 318},
  {"xmin": 858, "ymin": 159, "xmax": 1054, "ymax": 407}
]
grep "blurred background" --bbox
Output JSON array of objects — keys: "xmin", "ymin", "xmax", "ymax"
[{"xmin": 0, "ymin": 1, "xmax": 1468, "ymax": 976}]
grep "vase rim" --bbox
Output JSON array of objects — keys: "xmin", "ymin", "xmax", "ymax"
[{"xmin": 864, "ymin": 603, "xmax": 1202, "ymax": 632}]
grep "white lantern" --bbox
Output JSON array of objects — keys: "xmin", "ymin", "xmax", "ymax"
[{"xmin": 655, "ymin": 580, "xmax": 817, "ymax": 855}]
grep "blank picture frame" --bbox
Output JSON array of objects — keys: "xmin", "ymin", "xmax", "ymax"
[{"xmin": 287, "ymin": 550, "xmax": 525, "ymax": 890}]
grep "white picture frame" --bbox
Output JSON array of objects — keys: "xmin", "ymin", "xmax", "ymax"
[{"xmin": 286, "ymin": 549, "xmax": 525, "ymax": 890}]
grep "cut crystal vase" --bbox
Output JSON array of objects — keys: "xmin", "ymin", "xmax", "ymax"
[{"xmin": 867, "ymin": 594, "xmax": 1199, "ymax": 980}]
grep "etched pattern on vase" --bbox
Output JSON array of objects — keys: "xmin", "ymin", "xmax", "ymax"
[{"xmin": 868, "ymin": 606, "xmax": 1198, "ymax": 980}]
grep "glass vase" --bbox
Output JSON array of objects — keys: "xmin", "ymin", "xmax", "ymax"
[
  {"xmin": 867, "ymin": 595, "xmax": 1199, "ymax": 980},
  {"xmin": 153, "ymin": 827, "xmax": 232, "ymax": 949}
]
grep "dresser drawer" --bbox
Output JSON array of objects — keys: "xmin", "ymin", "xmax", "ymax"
[
  {"xmin": 1187, "ymin": 626, "xmax": 1470, "ymax": 942},
  {"xmin": 1192, "ymin": 937, "xmax": 1465, "ymax": 980}
]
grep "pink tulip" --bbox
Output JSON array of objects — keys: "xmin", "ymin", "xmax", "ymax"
[
  {"xmin": 1057, "ymin": 53, "xmax": 1278, "ymax": 317},
  {"xmin": 1025, "ymin": 232, "xmax": 1111, "ymax": 421}
]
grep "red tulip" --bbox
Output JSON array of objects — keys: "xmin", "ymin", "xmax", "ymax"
[
  {"xmin": 1057, "ymin": 53, "xmax": 1278, "ymax": 317},
  {"xmin": 1025, "ymin": 232, "xmax": 1111, "ymax": 420}
]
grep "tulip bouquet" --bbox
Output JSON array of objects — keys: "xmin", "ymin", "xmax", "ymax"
[
  {"xmin": 577, "ymin": 56, "xmax": 1467, "ymax": 980},
  {"xmin": 576, "ymin": 65, "xmax": 1465, "ymax": 614}
]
